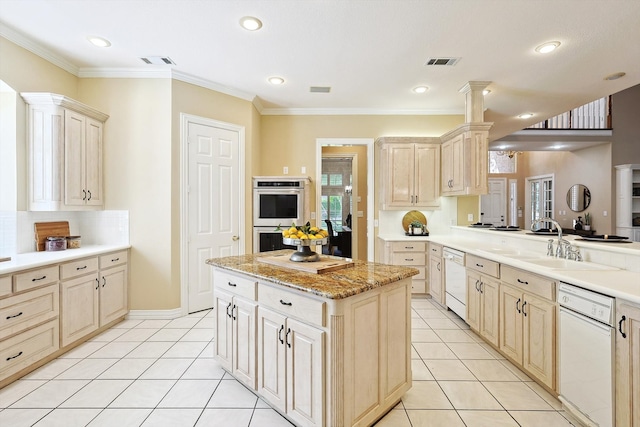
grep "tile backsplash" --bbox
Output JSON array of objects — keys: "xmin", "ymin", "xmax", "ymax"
[{"xmin": 0, "ymin": 210, "xmax": 129, "ymax": 255}]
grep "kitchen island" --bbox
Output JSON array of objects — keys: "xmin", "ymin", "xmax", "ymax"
[{"xmin": 206, "ymin": 251, "xmax": 418, "ymax": 427}]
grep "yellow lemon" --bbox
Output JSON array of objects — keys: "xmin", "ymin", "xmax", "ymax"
[
  {"xmin": 282, "ymin": 230, "xmax": 289, "ymax": 237},
  {"xmin": 310, "ymin": 226, "xmax": 319, "ymax": 233},
  {"xmin": 288, "ymin": 227, "xmax": 297, "ymax": 234}
]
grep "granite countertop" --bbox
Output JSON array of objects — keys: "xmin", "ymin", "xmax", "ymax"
[{"xmin": 206, "ymin": 250, "xmax": 419, "ymax": 300}]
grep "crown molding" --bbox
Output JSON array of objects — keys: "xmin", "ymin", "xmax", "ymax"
[
  {"xmin": 260, "ymin": 107, "xmax": 464, "ymax": 116},
  {"xmin": 78, "ymin": 68, "xmax": 172, "ymax": 78},
  {"xmin": 172, "ymin": 70, "xmax": 255, "ymax": 102},
  {"xmin": 0, "ymin": 22, "xmax": 79, "ymax": 76}
]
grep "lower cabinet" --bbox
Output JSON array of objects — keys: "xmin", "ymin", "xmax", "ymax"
[
  {"xmin": 428, "ymin": 243, "xmax": 445, "ymax": 307},
  {"xmin": 258, "ymin": 306, "xmax": 324, "ymax": 426},
  {"xmin": 213, "ymin": 267, "xmax": 412, "ymax": 427},
  {"xmin": 615, "ymin": 299, "xmax": 640, "ymax": 427},
  {"xmin": 382, "ymin": 239, "xmax": 428, "ymax": 294},
  {"xmin": 466, "ymin": 270, "xmax": 500, "ymax": 347},
  {"xmin": 499, "ymin": 266, "xmax": 556, "ymax": 391}
]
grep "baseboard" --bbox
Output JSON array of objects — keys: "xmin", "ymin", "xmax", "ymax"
[{"xmin": 126, "ymin": 308, "xmax": 185, "ymax": 320}]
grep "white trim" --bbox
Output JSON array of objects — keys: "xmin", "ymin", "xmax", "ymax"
[
  {"xmin": 172, "ymin": 70, "xmax": 255, "ymax": 102},
  {"xmin": 180, "ymin": 113, "xmax": 246, "ymax": 316},
  {"xmin": 0, "ymin": 22, "xmax": 79, "ymax": 76},
  {"xmin": 126, "ymin": 308, "xmax": 184, "ymax": 320},
  {"xmin": 509, "ymin": 179, "xmax": 519, "ymax": 227},
  {"xmin": 78, "ymin": 68, "xmax": 172, "ymax": 79},
  {"xmin": 264, "ymin": 107, "xmax": 463, "ymax": 116},
  {"xmin": 316, "ymin": 138, "xmax": 374, "ymax": 262}
]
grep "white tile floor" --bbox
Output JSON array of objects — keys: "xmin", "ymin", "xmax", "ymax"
[{"xmin": 0, "ymin": 298, "xmax": 580, "ymax": 427}]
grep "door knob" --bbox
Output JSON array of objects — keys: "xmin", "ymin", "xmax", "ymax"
[{"xmin": 232, "ymin": 236, "xmax": 240, "ymax": 241}]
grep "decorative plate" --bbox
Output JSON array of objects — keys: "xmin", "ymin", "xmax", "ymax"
[
  {"xmin": 578, "ymin": 235, "xmax": 631, "ymax": 243},
  {"xmin": 402, "ymin": 210, "xmax": 427, "ymax": 232}
]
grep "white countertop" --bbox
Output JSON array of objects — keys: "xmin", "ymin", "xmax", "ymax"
[
  {"xmin": 379, "ymin": 230, "xmax": 640, "ymax": 305},
  {"xmin": 0, "ymin": 245, "xmax": 131, "ymax": 275}
]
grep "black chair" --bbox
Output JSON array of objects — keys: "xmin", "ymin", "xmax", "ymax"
[{"xmin": 323, "ymin": 220, "xmax": 340, "ymax": 256}]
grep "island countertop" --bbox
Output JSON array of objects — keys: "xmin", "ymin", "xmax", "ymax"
[{"xmin": 206, "ymin": 250, "xmax": 419, "ymax": 299}]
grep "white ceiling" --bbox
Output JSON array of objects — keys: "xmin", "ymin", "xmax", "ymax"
[{"xmin": 1, "ymin": 0, "xmax": 639, "ymax": 148}]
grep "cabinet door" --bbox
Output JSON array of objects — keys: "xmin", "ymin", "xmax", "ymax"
[
  {"xmin": 385, "ymin": 144, "xmax": 415, "ymax": 207},
  {"xmin": 414, "ymin": 144, "xmax": 440, "ymax": 207},
  {"xmin": 286, "ymin": 318, "xmax": 324, "ymax": 427},
  {"xmin": 615, "ymin": 301, "xmax": 640, "ymax": 427},
  {"xmin": 64, "ymin": 110, "xmax": 86, "ymax": 206},
  {"xmin": 60, "ymin": 274, "xmax": 99, "ymax": 347},
  {"xmin": 233, "ymin": 296, "xmax": 257, "ymax": 390},
  {"xmin": 257, "ymin": 307, "xmax": 287, "ymax": 412},
  {"xmin": 84, "ymin": 118, "xmax": 103, "ymax": 206},
  {"xmin": 466, "ymin": 270, "xmax": 481, "ymax": 331},
  {"xmin": 499, "ymin": 284, "xmax": 523, "ymax": 364},
  {"xmin": 99, "ymin": 265, "xmax": 128, "ymax": 326},
  {"xmin": 441, "ymin": 140, "xmax": 453, "ymax": 194},
  {"xmin": 480, "ymin": 276, "xmax": 500, "ymax": 347},
  {"xmin": 450, "ymin": 134, "xmax": 464, "ymax": 193},
  {"xmin": 428, "ymin": 255, "xmax": 443, "ymax": 306},
  {"xmin": 469, "ymin": 130, "xmax": 488, "ymax": 194},
  {"xmin": 522, "ymin": 293, "xmax": 555, "ymax": 390},
  {"xmin": 214, "ymin": 289, "xmax": 234, "ymax": 370}
]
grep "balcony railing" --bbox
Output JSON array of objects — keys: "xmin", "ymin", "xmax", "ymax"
[{"xmin": 527, "ymin": 96, "xmax": 611, "ymax": 130}]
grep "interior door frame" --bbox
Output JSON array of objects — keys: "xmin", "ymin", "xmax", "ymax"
[
  {"xmin": 180, "ymin": 113, "xmax": 246, "ymax": 316},
  {"xmin": 316, "ymin": 138, "xmax": 374, "ymax": 262},
  {"xmin": 320, "ymin": 153, "xmax": 358, "ymax": 259},
  {"xmin": 480, "ymin": 177, "xmax": 507, "ymax": 225}
]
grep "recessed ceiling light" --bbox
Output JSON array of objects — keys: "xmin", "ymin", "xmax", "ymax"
[
  {"xmin": 413, "ymin": 86, "xmax": 429, "ymax": 94},
  {"xmin": 483, "ymin": 89, "xmax": 491, "ymax": 95},
  {"xmin": 518, "ymin": 113, "xmax": 534, "ymax": 119},
  {"xmin": 604, "ymin": 72, "xmax": 626, "ymax": 81},
  {"xmin": 87, "ymin": 36, "xmax": 111, "ymax": 47},
  {"xmin": 240, "ymin": 16, "xmax": 262, "ymax": 31},
  {"xmin": 535, "ymin": 41, "xmax": 560, "ymax": 54},
  {"xmin": 268, "ymin": 76, "xmax": 285, "ymax": 85}
]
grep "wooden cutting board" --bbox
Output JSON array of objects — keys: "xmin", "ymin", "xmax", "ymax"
[
  {"xmin": 257, "ymin": 253, "xmax": 354, "ymax": 274},
  {"xmin": 34, "ymin": 221, "xmax": 70, "ymax": 251}
]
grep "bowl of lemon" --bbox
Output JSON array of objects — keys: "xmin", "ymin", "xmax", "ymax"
[{"xmin": 280, "ymin": 222, "xmax": 329, "ymax": 262}]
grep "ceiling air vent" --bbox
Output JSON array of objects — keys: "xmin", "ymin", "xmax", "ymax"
[
  {"xmin": 140, "ymin": 56, "xmax": 176, "ymax": 65},
  {"xmin": 424, "ymin": 57, "xmax": 460, "ymax": 66},
  {"xmin": 310, "ymin": 86, "xmax": 331, "ymax": 93}
]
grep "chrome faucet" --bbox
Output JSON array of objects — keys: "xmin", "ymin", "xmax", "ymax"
[{"xmin": 532, "ymin": 217, "xmax": 564, "ymax": 257}]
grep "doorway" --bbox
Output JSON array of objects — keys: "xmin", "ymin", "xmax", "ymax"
[
  {"xmin": 321, "ymin": 155, "xmax": 355, "ymax": 258},
  {"xmin": 180, "ymin": 114, "xmax": 245, "ymax": 315},
  {"xmin": 526, "ymin": 174, "xmax": 554, "ymax": 229},
  {"xmin": 480, "ymin": 178, "xmax": 507, "ymax": 226},
  {"xmin": 316, "ymin": 138, "xmax": 374, "ymax": 262}
]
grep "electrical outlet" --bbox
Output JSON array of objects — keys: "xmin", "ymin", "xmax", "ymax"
[
  {"xmin": 357, "ymin": 211, "xmax": 364, "ymax": 217},
  {"xmin": 310, "ymin": 212, "xmax": 316, "ymax": 219},
  {"xmin": 603, "ymin": 210, "xmax": 608, "ymax": 217},
  {"xmin": 283, "ymin": 166, "xmax": 288, "ymax": 174},
  {"xmin": 301, "ymin": 166, "xmax": 306, "ymax": 174},
  {"xmin": 467, "ymin": 213, "xmax": 474, "ymax": 222},
  {"xmin": 374, "ymin": 219, "xmax": 379, "ymax": 227}
]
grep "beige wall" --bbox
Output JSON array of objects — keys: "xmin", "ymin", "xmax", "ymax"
[{"xmin": 523, "ymin": 144, "xmax": 613, "ymax": 233}]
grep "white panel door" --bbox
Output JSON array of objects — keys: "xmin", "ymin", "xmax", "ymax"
[
  {"xmin": 188, "ymin": 121, "xmax": 239, "ymax": 313},
  {"xmin": 480, "ymin": 178, "xmax": 506, "ymax": 225}
]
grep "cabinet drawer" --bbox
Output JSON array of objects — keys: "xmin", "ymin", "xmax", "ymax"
[
  {"xmin": 14, "ymin": 265, "xmax": 59, "ymax": 293},
  {"xmin": 99, "ymin": 251, "xmax": 128, "ymax": 269},
  {"xmin": 466, "ymin": 255, "xmax": 500, "ymax": 278},
  {"xmin": 391, "ymin": 252, "xmax": 426, "ymax": 266},
  {"xmin": 214, "ymin": 270, "xmax": 257, "ymax": 301},
  {"xmin": 411, "ymin": 279, "xmax": 427, "ymax": 294},
  {"xmin": 0, "ymin": 284, "xmax": 59, "ymax": 341},
  {"xmin": 60, "ymin": 257, "xmax": 98, "ymax": 280},
  {"xmin": 0, "ymin": 275, "xmax": 11, "ymax": 298},
  {"xmin": 258, "ymin": 283, "xmax": 325, "ymax": 327},
  {"xmin": 391, "ymin": 241, "xmax": 426, "ymax": 252},
  {"xmin": 501, "ymin": 265, "xmax": 556, "ymax": 301},
  {"xmin": 429, "ymin": 243, "xmax": 442, "ymax": 257},
  {"xmin": 0, "ymin": 319, "xmax": 59, "ymax": 381}
]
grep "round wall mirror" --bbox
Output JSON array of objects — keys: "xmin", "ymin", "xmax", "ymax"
[{"xmin": 566, "ymin": 184, "xmax": 591, "ymax": 212}]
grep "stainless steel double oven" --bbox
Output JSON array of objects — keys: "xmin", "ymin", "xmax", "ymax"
[{"xmin": 252, "ymin": 177, "xmax": 309, "ymax": 253}]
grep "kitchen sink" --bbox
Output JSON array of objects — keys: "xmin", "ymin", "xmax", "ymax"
[
  {"xmin": 478, "ymin": 247, "xmax": 539, "ymax": 258},
  {"xmin": 523, "ymin": 258, "xmax": 619, "ymax": 271}
]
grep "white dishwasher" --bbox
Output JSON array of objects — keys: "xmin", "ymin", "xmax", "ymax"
[
  {"xmin": 558, "ymin": 282, "xmax": 615, "ymax": 427},
  {"xmin": 443, "ymin": 247, "xmax": 466, "ymax": 321}
]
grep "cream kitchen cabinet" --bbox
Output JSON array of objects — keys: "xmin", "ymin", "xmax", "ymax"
[
  {"xmin": 60, "ymin": 250, "xmax": 128, "ymax": 347},
  {"xmin": 376, "ymin": 137, "xmax": 440, "ymax": 209},
  {"xmin": 213, "ymin": 270, "xmax": 258, "ymax": 389},
  {"xmin": 382, "ymin": 240, "xmax": 428, "ymax": 294},
  {"xmin": 211, "ymin": 264, "xmax": 412, "ymax": 427},
  {"xmin": 615, "ymin": 299, "xmax": 640, "ymax": 427},
  {"xmin": 428, "ymin": 243, "xmax": 445, "ymax": 307},
  {"xmin": 21, "ymin": 92, "xmax": 108, "ymax": 211},
  {"xmin": 499, "ymin": 265, "xmax": 556, "ymax": 391},
  {"xmin": 440, "ymin": 123, "xmax": 491, "ymax": 196},
  {"xmin": 465, "ymin": 255, "xmax": 500, "ymax": 347}
]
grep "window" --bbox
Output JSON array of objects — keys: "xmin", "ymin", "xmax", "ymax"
[
  {"xmin": 489, "ymin": 151, "xmax": 516, "ymax": 174},
  {"xmin": 528, "ymin": 175, "xmax": 554, "ymax": 228},
  {"xmin": 321, "ymin": 159, "xmax": 352, "ymax": 230}
]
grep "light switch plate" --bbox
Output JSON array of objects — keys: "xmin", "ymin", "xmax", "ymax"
[
  {"xmin": 283, "ymin": 166, "xmax": 288, "ymax": 174},
  {"xmin": 467, "ymin": 214, "xmax": 474, "ymax": 222}
]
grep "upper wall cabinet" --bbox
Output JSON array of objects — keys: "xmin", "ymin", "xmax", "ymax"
[
  {"xmin": 440, "ymin": 123, "xmax": 492, "ymax": 197},
  {"xmin": 21, "ymin": 93, "xmax": 109, "ymax": 211},
  {"xmin": 376, "ymin": 137, "xmax": 441, "ymax": 210}
]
